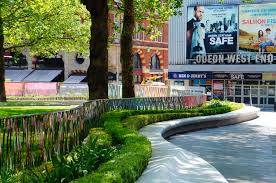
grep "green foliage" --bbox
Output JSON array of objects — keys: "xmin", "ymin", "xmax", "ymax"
[
  {"xmin": 24, "ymin": 128, "xmax": 115, "ymax": 183},
  {"xmin": 122, "ymin": 101, "xmax": 243, "ymax": 131},
  {"xmin": 134, "ymin": 0, "xmax": 182, "ymax": 35},
  {"xmin": 0, "ymin": 101, "xmax": 66, "ymax": 106},
  {"xmin": 12, "ymin": 100, "xmax": 242, "ymax": 183},
  {"xmin": 88, "ymin": 128, "xmax": 113, "ymax": 146},
  {"xmin": 202, "ymin": 100, "xmax": 244, "ymax": 111},
  {"xmin": 124, "ymin": 113, "xmax": 203, "ymax": 130},
  {"xmin": 0, "ymin": 106, "xmax": 73, "ymax": 117},
  {"xmin": 1, "ymin": 0, "xmax": 90, "ymax": 55},
  {"xmin": 0, "ymin": 167, "xmax": 17, "ymax": 183},
  {"xmin": 111, "ymin": 0, "xmax": 183, "ymax": 41},
  {"xmin": 72, "ymin": 110, "xmax": 151, "ymax": 183},
  {"xmin": 73, "ymin": 100, "xmax": 243, "ymax": 183}
]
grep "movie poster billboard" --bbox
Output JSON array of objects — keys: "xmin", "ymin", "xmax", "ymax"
[
  {"xmin": 239, "ymin": 3, "xmax": 276, "ymax": 54},
  {"xmin": 186, "ymin": 5, "xmax": 238, "ymax": 59}
]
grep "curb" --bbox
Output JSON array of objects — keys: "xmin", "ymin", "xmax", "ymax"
[{"xmin": 137, "ymin": 106, "xmax": 260, "ymax": 183}]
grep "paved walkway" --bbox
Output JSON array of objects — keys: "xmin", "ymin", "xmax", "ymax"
[{"xmin": 168, "ymin": 111, "xmax": 276, "ymax": 183}]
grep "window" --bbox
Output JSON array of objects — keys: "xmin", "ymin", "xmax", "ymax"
[
  {"xmin": 134, "ymin": 75, "xmax": 142, "ymax": 83},
  {"xmin": 133, "ymin": 23, "xmax": 147, "ymax": 41},
  {"xmin": 134, "ymin": 23, "xmax": 140, "ymax": 40},
  {"xmin": 141, "ymin": 31, "xmax": 145, "ymax": 40},
  {"xmin": 75, "ymin": 53, "xmax": 84, "ymax": 64},
  {"xmin": 150, "ymin": 54, "xmax": 160, "ymax": 70},
  {"xmin": 132, "ymin": 53, "xmax": 142, "ymax": 69},
  {"xmin": 152, "ymin": 27, "xmax": 163, "ymax": 42}
]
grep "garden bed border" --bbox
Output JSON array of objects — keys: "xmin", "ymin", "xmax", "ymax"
[{"xmin": 137, "ymin": 106, "xmax": 260, "ymax": 183}]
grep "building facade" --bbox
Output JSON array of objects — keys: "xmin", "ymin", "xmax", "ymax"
[
  {"xmin": 63, "ymin": 13, "xmax": 169, "ymax": 84},
  {"xmin": 169, "ymin": 0, "xmax": 276, "ymax": 107}
]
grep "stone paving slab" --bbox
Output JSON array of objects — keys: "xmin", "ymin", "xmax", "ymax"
[
  {"xmin": 137, "ymin": 106, "xmax": 259, "ymax": 183},
  {"xmin": 169, "ymin": 111, "xmax": 276, "ymax": 183}
]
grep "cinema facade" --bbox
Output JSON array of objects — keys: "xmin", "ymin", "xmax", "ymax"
[{"xmin": 169, "ymin": 0, "xmax": 276, "ymax": 107}]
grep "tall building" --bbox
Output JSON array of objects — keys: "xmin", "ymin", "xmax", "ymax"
[{"xmin": 169, "ymin": 0, "xmax": 276, "ymax": 107}]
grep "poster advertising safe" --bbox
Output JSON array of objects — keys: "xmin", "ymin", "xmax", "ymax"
[
  {"xmin": 239, "ymin": 3, "xmax": 276, "ymax": 53},
  {"xmin": 186, "ymin": 5, "xmax": 238, "ymax": 59}
]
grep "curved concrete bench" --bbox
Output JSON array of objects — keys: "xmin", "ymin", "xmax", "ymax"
[{"xmin": 137, "ymin": 106, "xmax": 260, "ymax": 183}]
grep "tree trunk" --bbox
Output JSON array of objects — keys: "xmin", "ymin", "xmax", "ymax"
[
  {"xmin": 121, "ymin": 0, "xmax": 135, "ymax": 98},
  {"xmin": 0, "ymin": 7, "xmax": 7, "ymax": 102},
  {"xmin": 82, "ymin": 0, "xmax": 109, "ymax": 100}
]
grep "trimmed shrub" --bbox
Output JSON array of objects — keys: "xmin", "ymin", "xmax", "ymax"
[
  {"xmin": 124, "ymin": 113, "xmax": 203, "ymax": 131},
  {"xmin": 72, "ymin": 101, "xmax": 243, "ymax": 183},
  {"xmin": 72, "ymin": 111, "xmax": 151, "ymax": 183}
]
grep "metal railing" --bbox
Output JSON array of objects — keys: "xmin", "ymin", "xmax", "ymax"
[{"xmin": 5, "ymin": 82, "xmax": 206, "ymax": 99}]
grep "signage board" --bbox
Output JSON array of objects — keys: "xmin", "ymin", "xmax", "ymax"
[
  {"xmin": 213, "ymin": 73, "xmax": 262, "ymax": 80},
  {"xmin": 168, "ymin": 72, "xmax": 212, "ymax": 80},
  {"xmin": 194, "ymin": 53, "xmax": 275, "ymax": 64}
]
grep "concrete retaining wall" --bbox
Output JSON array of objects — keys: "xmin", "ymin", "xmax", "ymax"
[{"xmin": 137, "ymin": 106, "xmax": 260, "ymax": 183}]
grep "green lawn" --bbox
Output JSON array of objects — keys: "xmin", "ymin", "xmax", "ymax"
[
  {"xmin": 0, "ymin": 101, "xmax": 67, "ymax": 107},
  {"xmin": 0, "ymin": 105, "xmax": 74, "ymax": 118}
]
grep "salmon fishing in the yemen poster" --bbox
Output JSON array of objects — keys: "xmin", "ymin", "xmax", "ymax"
[{"xmin": 239, "ymin": 3, "xmax": 276, "ymax": 54}]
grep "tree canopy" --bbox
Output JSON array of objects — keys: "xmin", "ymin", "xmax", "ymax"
[
  {"xmin": 1, "ymin": 0, "xmax": 90, "ymax": 56},
  {"xmin": 0, "ymin": 0, "xmax": 91, "ymax": 101},
  {"xmin": 112, "ymin": 0, "xmax": 182, "ymax": 37},
  {"xmin": 112, "ymin": 0, "xmax": 183, "ymax": 98}
]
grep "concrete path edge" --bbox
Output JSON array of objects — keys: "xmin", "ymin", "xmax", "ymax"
[{"xmin": 136, "ymin": 106, "xmax": 260, "ymax": 183}]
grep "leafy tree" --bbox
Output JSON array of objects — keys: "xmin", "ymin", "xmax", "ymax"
[
  {"xmin": 113, "ymin": 0, "xmax": 183, "ymax": 98},
  {"xmin": 81, "ymin": 0, "xmax": 109, "ymax": 99},
  {"xmin": 3, "ymin": 0, "xmax": 90, "ymax": 55},
  {"xmin": 0, "ymin": 0, "xmax": 90, "ymax": 102},
  {"xmin": 120, "ymin": 0, "xmax": 135, "ymax": 98}
]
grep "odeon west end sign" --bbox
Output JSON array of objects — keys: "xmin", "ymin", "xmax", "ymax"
[{"xmin": 194, "ymin": 53, "xmax": 275, "ymax": 64}]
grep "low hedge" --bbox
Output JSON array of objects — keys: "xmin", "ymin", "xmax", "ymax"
[
  {"xmin": 124, "ymin": 112, "xmax": 203, "ymax": 131},
  {"xmin": 72, "ymin": 111, "xmax": 151, "ymax": 183},
  {"xmin": 72, "ymin": 101, "xmax": 243, "ymax": 183}
]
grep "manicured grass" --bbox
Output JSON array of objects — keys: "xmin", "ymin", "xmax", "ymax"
[
  {"xmin": 0, "ymin": 106, "xmax": 74, "ymax": 117},
  {"xmin": 0, "ymin": 101, "xmax": 66, "ymax": 106}
]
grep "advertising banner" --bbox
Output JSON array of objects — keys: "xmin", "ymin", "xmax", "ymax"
[
  {"xmin": 239, "ymin": 3, "xmax": 276, "ymax": 53},
  {"xmin": 186, "ymin": 5, "xmax": 238, "ymax": 59},
  {"xmin": 213, "ymin": 81, "xmax": 224, "ymax": 91},
  {"xmin": 263, "ymin": 73, "xmax": 276, "ymax": 80}
]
